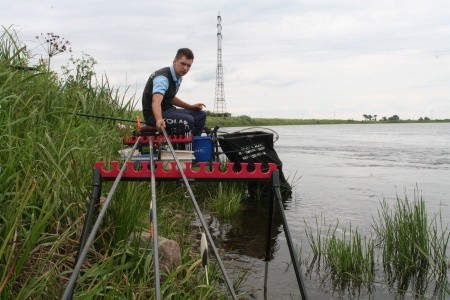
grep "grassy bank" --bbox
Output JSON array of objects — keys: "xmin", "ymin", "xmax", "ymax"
[{"xmin": 0, "ymin": 28, "xmax": 236, "ymax": 299}]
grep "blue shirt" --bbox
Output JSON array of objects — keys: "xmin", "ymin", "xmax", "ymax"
[{"xmin": 152, "ymin": 65, "xmax": 183, "ymax": 95}]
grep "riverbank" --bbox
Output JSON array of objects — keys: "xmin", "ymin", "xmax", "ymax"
[{"xmin": 205, "ymin": 115, "xmax": 450, "ymax": 128}]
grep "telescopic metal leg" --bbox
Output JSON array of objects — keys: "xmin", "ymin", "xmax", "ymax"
[
  {"xmin": 272, "ymin": 170, "xmax": 308, "ymax": 300},
  {"xmin": 76, "ymin": 169, "xmax": 102, "ymax": 261},
  {"xmin": 264, "ymin": 185, "xmax": 275, "ymax": 299},
  {"xmin": 69, "ymin": 169, "xmax": 102, "ymax": 299},
  {"xmin": 149, "ymin": 138, "xmax": 161, "ymax": 300}
]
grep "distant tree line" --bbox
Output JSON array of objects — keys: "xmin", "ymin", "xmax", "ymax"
[
  {"xmin": 381, "ymin": 115, "xmax": 400, "ymax": 121},
  {"xmin": 363, "ymin": 114, "xmax": 378, "ymax": 121},
  {"xmin": 418, "ymin": 117, "xmax": 431, "ymax": 121},
  {"xmin": 363, "ymin": 114, "xmax": 432, "ymax": 122}
]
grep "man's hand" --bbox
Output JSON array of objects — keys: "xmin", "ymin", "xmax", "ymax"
[
  {"xmin": 191, "ymin": 103, "xmax": 206, "ymax": 111},
  {"xmin": 156, "ymin": 119, "xmax": 166, "ymax": 131}
]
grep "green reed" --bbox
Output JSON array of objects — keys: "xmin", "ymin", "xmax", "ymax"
[
  {"xmin": 304, "ymin": 187, "xmax": 450, "ymax": 299},
  {"xmin": 305, "ymin": 216, "xmax": 375, "ymax": 291},
  {"xmin": 325, "ymin": 226, "xmax": 375, "ymax": 289},
  {"xmin": 208, "ymin": 182, "xmax": 244, "ymax": 219},
  {"xmin": 373, "ymin": 190, "xmax": 449, "ymax": 297},
  {"xmin": 304, "ymin": 214, "xmax": 327, "ymax": 260}
]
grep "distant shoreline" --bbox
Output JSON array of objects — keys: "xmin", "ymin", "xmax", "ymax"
[{"xmin": 205, "ymin": 115, "xmax": 450, "ymax": 127}]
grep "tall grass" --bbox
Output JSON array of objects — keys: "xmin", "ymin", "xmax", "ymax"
[
  {"xmin": 305, "ymin": 190, "xmax": 449, "ymax": 299},
  {"xmin": 325, "ymin": 226, "xmax": 375, "ymax": 290},
  {"xmin": 0, "ymin": 27, "xmax": 236, "ymax": 299},
  {"xmin": 373, "ymin": 190, "xmax": 449, "ymax": 298},
  {"xmin": 209, "ymin": 182, "xmax": 244, "ymax": 219},
  {"xmin": 304, "ymin": 217, "xmax": 375, "ymax": 292}
]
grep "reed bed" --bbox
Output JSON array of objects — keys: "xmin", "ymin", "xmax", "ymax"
[
  {"xmin": 305, "ymin": 216, "xmax": 375, "ymax": 293},
  {"xmin": 305, "ymin": 190, "xmax": 449, "ymax": 299},
  {"xmin": 207, "ymin": 182, "xmax": 244, "ymax": 219},
  {"xmin": 373, "ymin": 191, "xmax": 449, "ymax": 298},
  {"xmin": 325, "ymin": 227, "xmax": 375, "ymax": 291}
]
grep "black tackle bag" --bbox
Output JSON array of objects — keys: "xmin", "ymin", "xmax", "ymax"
[{"xmin": 217, "ymin": 131, "xmax": 290, "ymax": 188}]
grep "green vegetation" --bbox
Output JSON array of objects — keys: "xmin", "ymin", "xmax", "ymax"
[
  {"xmin": 326, "ymin": 227, "xmax": 375, "ymax": 290},
  {"xmin": 373, "ymin": 191, "xmax": 449, "ymax": 297},
  {"xmin": 0, "ymin": 27, "xmax": 237, "ymax": 299},
  {"xmin": 206, "ymin": 115, "xmax": 361, "ymax": 127},
  {"xmin": 205, "ymin": 114, "xmax": 450, "ymax": 128},
  {"xmin": 305, "ymin": 190, "xmax": 449, "ymax": 298},
  {"xmin": 305, "ymin": 216, "xmax": 375, "ymax": 293},
  {"xmin": 207, "ymin": 182, "xmax": 245, "ymax": 219}
]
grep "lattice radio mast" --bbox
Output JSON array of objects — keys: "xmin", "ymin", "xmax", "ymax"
[{"xmin": 214, "ymin": 13, "xmax": 227, "ymax": 115}]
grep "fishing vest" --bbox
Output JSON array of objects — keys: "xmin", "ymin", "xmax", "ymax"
[{"xmin": 142, "ymin": 67, "xmax": 179, "ymax": 122}]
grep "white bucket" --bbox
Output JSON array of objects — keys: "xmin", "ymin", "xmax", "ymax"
[
  {"xmin": 119, "ymin": 147, "xmax": 140, "ymax": 157},
  {"xmin": 119, "ymin": 148, "xmax": 154, "ymax": 161},
  {"xmin": 160, "ymin": 150, "xmax": 194, "ymax": 170}
]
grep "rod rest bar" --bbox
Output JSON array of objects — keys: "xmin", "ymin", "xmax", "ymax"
[{"xmin": 94, "ymin": 161, "xmax": 278, "ymax": 180}]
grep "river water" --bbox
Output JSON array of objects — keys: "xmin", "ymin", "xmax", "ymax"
[{"xmin": 215, "ymin": 122, "xmax": 450, "ymax": 299}]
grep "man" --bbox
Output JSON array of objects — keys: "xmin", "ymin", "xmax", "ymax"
[{"xmin": 142, "ymin": 48, "xmax": 206, "ymax": 136}]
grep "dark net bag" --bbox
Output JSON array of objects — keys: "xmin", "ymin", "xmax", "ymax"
[{"xmin": 217, "ymin": 131, "xmax": 291, "ymax": 195}]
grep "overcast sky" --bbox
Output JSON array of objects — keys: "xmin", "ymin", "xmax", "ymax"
[{"xmin": 2, "ymin": 0, "xmax": 450, "ymax": 120}]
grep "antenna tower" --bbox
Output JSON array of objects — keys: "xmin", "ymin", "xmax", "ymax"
[{"xmin": 214, "ymin": 13, "xmax": 227, "ymax": 115}]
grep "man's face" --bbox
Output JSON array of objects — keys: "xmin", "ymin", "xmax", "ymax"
[{"xmin": 173, "ymin": 56, "xmax": 193, "ymax": 77}]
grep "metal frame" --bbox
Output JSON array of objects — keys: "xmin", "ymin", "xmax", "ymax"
[{"xmin": 63, "ymin": 133, "xmax": 308, "ymax": 300}]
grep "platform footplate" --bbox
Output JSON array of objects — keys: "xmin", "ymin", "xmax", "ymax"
[{"xmin": 94, "ymin": 161, "xmax": 277, "ymax": 181}]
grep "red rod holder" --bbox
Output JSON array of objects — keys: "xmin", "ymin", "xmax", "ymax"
[{"xmin": 94, "ymin": 161, "xmax": 277, "ymax": 180}]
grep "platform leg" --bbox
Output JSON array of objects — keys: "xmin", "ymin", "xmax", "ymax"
[
  {"xmin": 77, "ymin": 169, "xmax": 102, "ymax": 260},
  {"xmin": 263, "ymin": 185, "xmax": 275, "ymax": 298},
  {"xmin": 272, "ymin": 170, "xmax": 308, "ymax": 300},
  {"xmin": 68, "ymin": 169, "xmax": 102, "ymax": 299}
]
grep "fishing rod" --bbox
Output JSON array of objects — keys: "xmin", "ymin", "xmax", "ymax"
[
  {"xmin": 148, "ymin": 137, "xmax": 161, "ymax": 300},
  {"xmin": 69, "ymin": 112, "xmax": 138, "ymax": 124},
  {"xmin": 61, "ymin": 137, "xmax": 142, "ymax": 300},
  {"xmin": 160, "ymin": 127, "xmax": 238, "ymax": 300}
]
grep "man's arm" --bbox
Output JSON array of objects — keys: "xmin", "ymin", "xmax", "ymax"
[
  {"xmin": 152, "ymin": 93, "xmax": 165, "ymax": 130},
  {"xmin": 172, "ymin": 96, "xmax": 205, "ymax": 111}
]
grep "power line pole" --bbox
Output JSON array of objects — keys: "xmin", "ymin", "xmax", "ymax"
[{"xmin": 214, "ymin": 12, "xmax": 227, "ymax": 116}]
